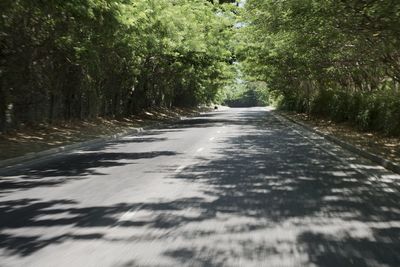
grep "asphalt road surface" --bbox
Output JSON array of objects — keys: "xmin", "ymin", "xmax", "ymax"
[{"xmin": 1, "ymin": 107, "xmax": 400, "ymax": 267}]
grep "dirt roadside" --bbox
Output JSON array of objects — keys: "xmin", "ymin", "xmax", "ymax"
[{"xmin": 0, "ymin": 107, "xmax": 210, "ymax": 161}]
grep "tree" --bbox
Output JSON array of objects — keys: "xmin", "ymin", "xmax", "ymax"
[
  {"xmin": 239, "ymin": 0, "xmax": 400, "ymax": 135},
  {"xmin": 0, "ymin": 0, "xmax": 236, "ymax": 131}
]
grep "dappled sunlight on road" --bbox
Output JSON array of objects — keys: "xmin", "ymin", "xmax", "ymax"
[{"xmin": 0, "ymin": 108, "xmax": 400, "ymax": 266}]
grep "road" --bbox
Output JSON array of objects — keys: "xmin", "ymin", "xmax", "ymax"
[{"xmin": 0, "ymin": 107, "xmax": 400, "ymax": 267}]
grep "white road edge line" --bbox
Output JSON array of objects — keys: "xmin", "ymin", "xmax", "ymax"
[{"xmin": 274, "ymin": 113, "xmax": 382, "ymax": 180}]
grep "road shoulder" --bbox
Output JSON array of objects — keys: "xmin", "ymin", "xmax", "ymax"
[
  {"xmin": 274, "ymin": 110, "xmax": 400, "ymax": 175},
  {"xmin": 0, "ymin": 107, "xmax": 210, "ymax": 168}
]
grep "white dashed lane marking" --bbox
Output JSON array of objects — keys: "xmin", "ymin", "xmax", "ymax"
[{"xmin": 174, "ymin": 165, "xmax": 187, "ymax": 173}]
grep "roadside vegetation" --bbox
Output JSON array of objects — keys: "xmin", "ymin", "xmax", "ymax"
[
  {"xmin": 223, "ymin": 81, "xmax": 269, "ymax": 107},
  {"xmin": 2, "ymin": 0, "xmax": 400, "ymax": 138},
  {"xmin": 1, "ymin": 0, "xmax": 236, "ymax": 132},
  {"xmin": 239, "ymin": 0, "xmax": 400, "ymax": 136}
]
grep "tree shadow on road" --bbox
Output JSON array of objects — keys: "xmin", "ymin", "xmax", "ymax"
[
  {"xmin": 0, "ymin": 110, "xmax": 400, "ymax": 266},
  {"xmin": 157, "ymin": 111, "xmax": 400, "ymax": 266},
  {"xmin": 0, "ymin": 149, "xmax": 178, "ymax": 195}
]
